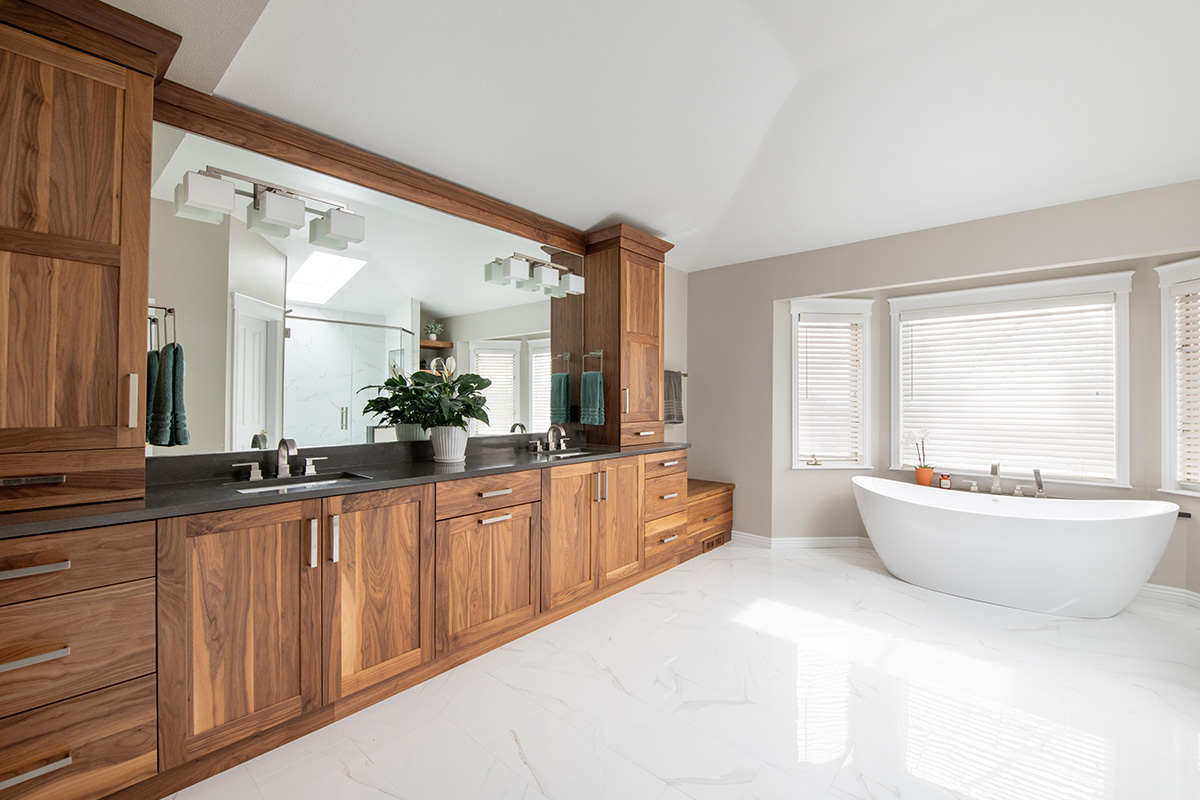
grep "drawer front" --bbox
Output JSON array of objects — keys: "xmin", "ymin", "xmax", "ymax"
[
  {"xmin": 644, "ymin": 472, "xmax": 687, "ymax": 521},
  {"xmin": 435, "ymin": 470, "xmax": 541, "ymax": 520},
  {"xmin": 0, "ymin": 449, "xmax": 144, "ymax": 513},
  {"xmin": 0, "ymin": 675, "xmax": 156, "ymax": 800},
  {"xmin": 643, "ymin": 450, "xmax": 687, "ymax": 480},
  {"xmin": 0, "ymin": 522, "xmax": 155, "ymax": 608},
  {"xmin": 644, "ymin": 511, "xmax": 692, "ymax": 562},
  {"xmin": 620, "ymin": 421, "xmax": 663, "ymax": 447},
  {"xmin": 689, "ymin": 491, "xmax": 733, "ymax": 539},
  {"xmin": 0, "ymin": 580, "xmax": 155, "ymax": 719}
]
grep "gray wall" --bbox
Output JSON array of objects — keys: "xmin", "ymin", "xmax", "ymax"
[
  {"xmin": 664, "ymin": 266, "xmax": 689, "ymax": 443},
  {"xmin": 689, "ymin": 179, "xmax": 1200, "ymax": 591}
]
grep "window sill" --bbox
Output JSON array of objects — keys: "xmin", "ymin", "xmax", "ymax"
[
  {"xmin": 792, "ymin": 464, "xmax": 874, "ymax": 471},
  {"xmin": 1157, "ymin": 487, "xmax": 1200, "ymax": 500},
  {"xmin": 886, "ymin": 466, "xmax": 1131, "ymax": 489}
]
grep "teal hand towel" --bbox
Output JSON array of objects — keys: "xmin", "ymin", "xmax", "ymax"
[
  {"xmin": 145, "ymin": 349, "xmax": 159, "ymax": 434},
  {"xmin": 550, "ymin": 372, "xmax": 570, "ymax": 424},
  {"xmin": 148, "ymin": 343, "xmax": 174, "ymax": 445},
  {"xmin": 170, "ymin": 343, "xmax": 190, "ymax": 446},
  {"xmin": 580, "ymin": 371, "xmax": 604, "ymax": 426}
]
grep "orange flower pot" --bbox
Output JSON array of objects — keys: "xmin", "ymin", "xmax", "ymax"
[{"xmin": 915, "ymin": 467, "xmax": 935, "ymax": 487}]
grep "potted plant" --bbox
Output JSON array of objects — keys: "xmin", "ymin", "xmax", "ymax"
[
  {"xmin": 903, "ymin": 429, "xmax": 935, "ymax": 486},
  {"xmin": 409, "ymin": 357, "xmax": 490, "ymax": 463},
  {"xmin": 359, "ymin": 366, "xmax": 429, "ymax": 442},
  {"xmin": 423, "ymin": 320, "xmax": 444, "ymax": 341}
]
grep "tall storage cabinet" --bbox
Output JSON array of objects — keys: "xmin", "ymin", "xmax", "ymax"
[{"xmin": 0, "ymin": 18, "xmax": 160, "ymax": 511}]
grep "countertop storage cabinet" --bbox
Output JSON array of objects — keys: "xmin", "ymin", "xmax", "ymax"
[{"xmin": 0, "ymin": 22, "xmax": 153, "ymax": 512}]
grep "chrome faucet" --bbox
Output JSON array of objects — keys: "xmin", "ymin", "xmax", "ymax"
[
  {"xmin": 547, "ymin": 424, "xmax": 568, "ymax": 451},
  {"xmin": 1033, "ymin": 468, "xmax": 1046, "ymax": 498},
  {"xmin": 510, "ymin": 423, "xmax": 527, "ymax": 434},
  {"xmin": 991, "ymin": 463, "xmax": 1002, "ymax": 494},
  {"xmin": 277, "ymin": 438, "xmax": 298, "ymax": 478}
]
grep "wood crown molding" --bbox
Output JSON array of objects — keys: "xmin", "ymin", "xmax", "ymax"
[
  {"xmin": 585, "ymin": 223, "xmax": 674, "ymax": 261},
  {"xmin": 153, "ymin": 81, "xmax": 588, "ymax": 255},
  {"xmin": 0, "ymin": 0, "xmax": 181, "ymax": 82}
]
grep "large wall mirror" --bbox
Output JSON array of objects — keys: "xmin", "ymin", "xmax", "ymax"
[{"xmin": 148, "ymin": 122, "xmax": 581, "ymax": 455}]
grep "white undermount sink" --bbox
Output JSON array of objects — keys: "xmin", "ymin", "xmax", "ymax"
[{"xmin": 233, "ymin": 472, "xmax": 372, "ymax": 494}]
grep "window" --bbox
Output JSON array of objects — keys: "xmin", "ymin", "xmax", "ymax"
[
  {"xmin": 469, "ymin": 340, "xmax": 520, "ymax": 435},
  {"xmin": 890, "ymin": 272, "xmax": 1131, "ymax": 484},
  {"xmin": 528, "ymin": 338, "xmax": 552, "ymax": 432},
  {"xmin": 1157, "ymin": 257, "xmax": 1200, "ymax": 494},
  {"xmin": 791, "ymin": 298, "xmax": 873, "ymax": 469}
]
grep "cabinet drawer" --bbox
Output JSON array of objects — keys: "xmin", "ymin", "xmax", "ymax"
[
  {"xmin": 643, "ymin": 450, "xmax": 687, "ymax": 480},
  {"xmin": 689, "ymin": 491, "xmax": 733, "ymax": 538},
  {"xmin": 0, "ymin": 579, "xmax": 155, "ymax": 719},
  {"xmin": 0, "ymin": 449, "xmax": 144, "ymax": 513},
  {"xmin": 0, "ymin": 675, "xmax": 156, "ymax": 800},
  {"xmin": 620, "ymin": 422, "xmax": 663, "ymax": 447},
  {"xmin": 0, "ymin": 522, "xmax": 155, "ymax": 608},
  {"xmin": 644, "ymin": 472, "xmax": 687, "ymax": 521},
  {"xmin": 435, "ymin": 470, "xmax": 541, "ymax": 520},
  {"xmin": 644, "ymin": 511, "xmax": 692, "ymax": 562}
]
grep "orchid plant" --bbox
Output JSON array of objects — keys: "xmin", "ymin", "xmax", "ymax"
[{"xmin": 902, "ymin": 428, "xmax": 933, "ymax": 468}]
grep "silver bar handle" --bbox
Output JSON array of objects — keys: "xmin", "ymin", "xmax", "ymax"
[
  {"xmin": 704, "ymin": 514, "xmax": 719, "ymax": 523},
  {"xmin": 662, "ymin": 461, "xmax": 679, "ymax": 467},
  {"xmin": 661, "ymin": 535, "xmax": 679, "ymax": 543},
  {"xmin": 0, "ymin": 646, "xmax": 71, "ymax": 674},
  {"xmin": 662, "ymin": 492, "xmax": 679, "ymax": 500},
  {"xmin": 481, "ymin": 514, "xmax": 512, "ymax": 526},
  {"xmin": 126, "ymin": 373, "xmax": 138, "ymax": 428},
  {"xmin": 0, "ymin": 755, "xmax": 73, "ymax": 792},
  {"xmin": 309, "ymin": 519, "xmax": 319, "ymax": 569},
  {"xmin": 330, "ymin": 515, "xmax": 340, "ymax": 563},
  {"xmin": 623, "ymin": 388, "xmax": 629, "ymax": 414},
  {"xmin": 637, "ymin": 431, "xmax": 654, "ymax": 436},
  {"xmin": 0, "ymin": 475, "xmax": 67, "ymax": 488},
  {"xmin": 479, "ymin": 488, "xmax": 512, "ymax": 498},
  {"xmin": 0, "ymin": 560, "xmax": 70, "ymax": 582},
  {"xmin": 604, "ymin": 471, "xmax": 609, "ymax": 501},
  {"xmin": 596, "ymin": 472, "xmax": 602, "ymax": 503}
]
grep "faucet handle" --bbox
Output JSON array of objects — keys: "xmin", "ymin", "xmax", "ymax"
[
  {"xmin": 232, "ymin": 462, "xmax": 263, "ymax": 481},
  {"xmin": 304, "ymin": 457, "xmax": 328, "ymax": 477}
]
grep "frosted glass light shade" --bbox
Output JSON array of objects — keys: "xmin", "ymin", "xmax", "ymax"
[
  {"xmin": 533, "ymin": 265, "xmax": 559, "ymax": 289},
  {"xmin": 309, "ymin": 208, "xmax": 364, "ymax": 251},
  {"xmin": 515, "ymin": 278, "xmax": 542, "ymax": 292},
  {"xmin": 544, "ymin": 285, "xmax": 567, "ymax": 298},
  {"xmin": 174, "ymin": 170, "xmax": 234, "ymax": 223},
  {"xmin": 247, "ymin": 190, "xmax": 304, "ymax": 236},
  {"xmin": 503, "ymin": 257, "xmax": 530, "ymax": 281},
  {"xmin": 484, "ymin": 259, "xmax": 510, "ymax": 285},
  {"xmin": 562, "ymin": 272, "xmax": 585, "ymax": 295}
]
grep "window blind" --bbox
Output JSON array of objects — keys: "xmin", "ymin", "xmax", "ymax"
[
  {"xmin": 472, "ymin": 348, "xmax": 517, "ymax": 435},
  {"xmin": 795, "ymin": 318, "xmax": 866, "ymax": 464},
  {"xmin": 898, "ymin": 302, "xmax": 1117, "ymax": 481},
  {"xmin": 1174, "ymin": 288, "xmax": 1200, "ymax": 485},
  {"xmin": 530, "ymin": 346, "xmax": 552, "ymax": 432}
]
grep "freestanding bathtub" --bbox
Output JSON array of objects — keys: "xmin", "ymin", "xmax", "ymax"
[{"xmin": 851, "ymin": 475, "xmax": 1179, "ymax": 618}]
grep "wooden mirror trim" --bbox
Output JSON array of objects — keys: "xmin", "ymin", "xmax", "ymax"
[{"xmin": 153, "ymin": 80, "xmax": 588, "ymax": 255}]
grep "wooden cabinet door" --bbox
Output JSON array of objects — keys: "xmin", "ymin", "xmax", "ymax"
[
  {"xmin": 598, "ymin": 456, "xmax": 644, "ymax": 586},
  {"xmin": 435, "ymin": 502, "xmax": 540, "ymax": 656},
  {"xmin": 323, "ymin": 485, "xmax": 433, "ymax": 702},
  {"xmin": 620, "ymin": 251, "xmax": 663, "ymax": 423},
  {"xmin": 157, "ymin": 501, "xmax": 322, "ymax": 769},
  {"xmin": 0, "ymin": 25, "xmax": 152, "ymax": 458},
  {"xmin": 541, "ymin": 462, "xmax": 599, "ymax": 611}
]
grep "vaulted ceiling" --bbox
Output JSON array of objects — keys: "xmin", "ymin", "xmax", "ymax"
[{"xmin": 113, "ymin": 0, "xmax": 1200, "ymax": 272}]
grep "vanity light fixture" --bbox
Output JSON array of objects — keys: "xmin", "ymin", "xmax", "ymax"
[
  {"xmin": 484, "ymin": 252, "xmax": 585, "ymax": 297},
  {"xmin": 246, "ymin": 188, "xmax": 306, "ymax": 237},
  {"xmin": 561, "ymin": 272, "xmax": 585, "ymax": 295},
  {"xmin": 309, "ymin": 207, "xmax": 365, "ymax": 251},
  {"xmin": 484, "ymin": 258, "xmax": 511, "ymax": 285},
  {"xmin": 173, "ymin": 170, "xmax": 235, "ymax": 224}
]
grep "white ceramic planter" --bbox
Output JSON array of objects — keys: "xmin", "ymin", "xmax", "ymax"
[
  {"xmin": 394, "ymin": 423, "xmax": 428, "ymax": 442},
  {"xmin": 430, "ymin": 425, "xmax": 468, "ymax": 463}
]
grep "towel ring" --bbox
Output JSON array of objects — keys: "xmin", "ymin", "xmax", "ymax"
[{"xmin": 584, "ymin": 350, "xmax": 604, "ymax": 370}]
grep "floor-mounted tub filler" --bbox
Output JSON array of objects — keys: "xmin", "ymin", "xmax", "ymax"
[{"xmin": 851, "ymin": 475, "xmax": 1178, "ymax": 618}]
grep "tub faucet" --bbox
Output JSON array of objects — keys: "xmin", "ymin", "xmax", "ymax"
[
  {"xmin": 1033, "ymin": 468, "xmax": 1046, "ymax": 498},
  {"xmin": 991, "ymin": 463, "xmax": 1002, "ymax": 494}
]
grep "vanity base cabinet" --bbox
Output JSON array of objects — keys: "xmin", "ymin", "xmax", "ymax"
[
  {"xmin": 541, "ymin": 462, "xmax": 600, "ymax": 611},
  {"xmin": 435, "ymin": 501, "xmax": 540, "ymax": 656},
  {"xmin": 597, "ymin": 456, "xmax": 644, "ymax": 587}
]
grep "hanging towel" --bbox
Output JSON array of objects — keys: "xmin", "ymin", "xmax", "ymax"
[
  {"xmin": 145, "ymin": 349, "xmax": 160, "ymax": 434},
  {"xmin": 169, "ymin": 343, "xmax": 190, "ymax": 446},
  {"xmin": 580, "ymin": 371, "xmax": 604, "ymax": 426},
  {"xmin": 664, "ymin": 370, "xmax": 684, "ymax": 425},
  {"xmin": 148, "ymin": 343, "xmax": 174, "ymax": 445},
  {"xmin": 550, "ymin": 372, "xmax": 570, "ymax": 424}
]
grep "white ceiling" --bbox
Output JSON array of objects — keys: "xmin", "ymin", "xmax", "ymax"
[{"xmin": 119, "ymin": 0, "xmax": 1200, "ymax": 272}]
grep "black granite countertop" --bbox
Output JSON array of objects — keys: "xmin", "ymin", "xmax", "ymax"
[{"xmin": 0, "ymin": 438, "xmax": 690, "ymax": 540}]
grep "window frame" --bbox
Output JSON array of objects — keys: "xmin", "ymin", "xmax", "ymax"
[
  {"xmin": 790, "ymin": 297, "xmax": 874, "ymax": 471},
  {"xmin": 468, "ymin": 339, "xmax": 522, "ymax": 436},
  {"xmin": 528, "ymin": 337, "xmax": 551, "ymax": 433},
  {"xmin": 888, "ymin": 271, "xmax": 1132, "ymax": 486},
  {"xmin": 1156, "ymin": 256, "xmax": 1200, "ymax": 497}
]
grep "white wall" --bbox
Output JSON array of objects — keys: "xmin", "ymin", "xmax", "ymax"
[
  {"xmin": 690, "ymin": 179, "xmax": 1200, "ymax": 591},
  {"xmin": 664, "ymin": 266, "xmax": 688, "ymax": 443}
]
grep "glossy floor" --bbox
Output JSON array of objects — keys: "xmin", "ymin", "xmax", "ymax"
[{"xmin": 164, "ymin": 544, "xmax": 1200, "ymax": 800}]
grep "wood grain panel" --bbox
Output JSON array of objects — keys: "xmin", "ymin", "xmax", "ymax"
[
  {"xmin": 435, "ymin": 502, "xmax": 539, "ymax": 655},
  {"xmin": 621, "ymin": 251, "xmax": 663, "ymax": 423},
  {"xmin": 643, "ymin": 449, "xmax": 687, "ymax": 479},
  {"xmin": 0, "ymin": 446, "xmax": 142, "ymax": 512},
  {"xmin": 324, "ymin": 485, "xmax": 431, "ymax": 701},
  {"xmin": 0, "ymin": 578, "xmax": 154, "ymax": 718},
  {"xmin": 644, "ymin": 471, "xmax": 688, "ymax": 521},
  {"xmin": 688, "ymin": 486, "xmax": 733, "ymax": 540},
  {"xmin": 53, "ymin": 257, "xmax": 117, "ymax": 427},
  {"xmin": 0, "ymin": 227, "xmax": 120, "ymax": 264},
  {"xmin": 644, "ymin": 511, "xmax": 691, "ymax": 565},
  {"xmin": 434, "ymin": 470, "xmax": 541, "ymax": 520},
  {"xmin": 0, "ymin": 47, "xmax": 51, "ymax": 234},
  {"xmin": 0, "ymin": 675, "xmax": 156, "ymax": 800},
  {"xmin": 581, "ymin": 247, "xmax": 622, "ymax": 446},
  {"xmin": 620, "ymin": 421, "xmax": 664, "ymax": 447},
  {"xmin": 598, "ymin": 456, "xmax": 643, "ymax": 587},
  {"xmin": 0, "ymin": 520, "xmax": 154, "ymax": 606},
  {"xmin": 48, "ymin": 67, "xmax": 119, "ymax": 242},
  {"xmin": 541, "ymin": 462, "xmax": 598, "ymax": 611}
]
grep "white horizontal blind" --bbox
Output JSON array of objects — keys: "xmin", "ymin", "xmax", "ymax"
[
  {"xmin": 1175, "ymin": 289, "xmax": 1200, "ymax": 485},
  {"xmin": 530, "ymin": 344, "xmax": 552, "ymax": 433},
  {"xmin": 472, "ymin": 347, "xmax": 517, "ymax": 436},
  {"xmin": 898, "ymin": 302, "xmax": 1117, "ymax": 480},
  {"xmin": 795, "ymin": 318, "xmax": 865, "ymax": 464}
]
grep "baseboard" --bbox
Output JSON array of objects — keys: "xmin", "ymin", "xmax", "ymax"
[
  {"xmin": 1138, "ymin": 582, "xmax": 1200, "ymax": 608},
  {"xmin": 731, "ymin": 531, "xmax": 874, "ymax": 551}
]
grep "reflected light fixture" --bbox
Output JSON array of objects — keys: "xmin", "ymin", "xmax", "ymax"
[
  {"xmin": 309, "ymin": 208, "xmax": 365, "ymax": 251},
  {"xmin": 484, "ymin": 258, "xmax": 510, "ymax": 285},
  {"xmin": 562, "ymin": 272, "xmax": 585, "ymax": 295},
  {"xmin": 286, "ymin": 252, "xmax": 367, "ymax": 305},
  {"xmin": 485, "ymin": 252, "xmax": 585, "ymax": 297},
  {"xmin": 173, "ymin": 170, "xmax": 235, "ymax": 224},
  {"xmin": 247, "ymin": 188, "xmax": 305, "ymax": 237}
]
